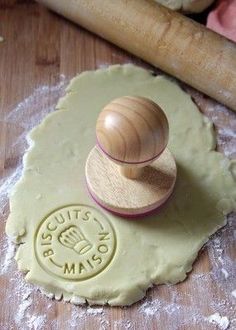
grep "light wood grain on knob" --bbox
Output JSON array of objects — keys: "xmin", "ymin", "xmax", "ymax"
[{"xmin": 96, "ymin": 96, "xmax": 169, "ymax": 165}]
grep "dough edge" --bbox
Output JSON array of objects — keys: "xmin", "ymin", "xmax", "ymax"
[
  {"xmin": 155, "ymin": 0, "xmax": 215, "ymax": 13},
  {"xmin": 6, "ymin": 64, "xmax": 236, "ymax": 306}
]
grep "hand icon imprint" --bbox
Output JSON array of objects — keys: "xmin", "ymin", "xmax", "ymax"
[{"xmin": 58, "ymin": 225, "xmax": 93, "ymax": 255}]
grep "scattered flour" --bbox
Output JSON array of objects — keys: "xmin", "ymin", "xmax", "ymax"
[
  {"xmin": 138, "ymin": 299, "xmax": 161, "ymax": 316},
  {"xmin": 15, "ymin": 287, "xmax": 33, "ymax": 326},
  {"xmin": 69, "ymin": 306, "xmax": 86, "ymax": 328},
  {"xmin": 0, "ymin": 237, "xmax": 15, "ymax": 275},
  {"xmin": 86, "ymin": 307, "xmax": 104, "ymax": 315},
  {"xmin": 26, "ymin": 315, "xmax": 47, "ymax": 330},
  {"xmin": 231, "ymin": 290, "xmax": 236, "ymax": 299},
  {"xmin": 114, "ymin": 319, "xmax": 133, "ymax": 329},
  {"xmin": 0, "ymin": 73, "xmax": 235, "ymax": 329},
  {"xmin": 0, "ymin": 167, "xmax": 22, "ymax": 217},
  {"xmin": 206, "ymin": 313, "xmax": 230, "ymax": 330},
  {"xmin": 218, "ymin": 128, "xmax": 236, "ymax": 139},
  {"xmin": 0, "ymin": 75, "xmax": 68, "ymax": 330},
  {"xmin": 221, "ymin": 268, "xmax": 229, "ymax": 279}
]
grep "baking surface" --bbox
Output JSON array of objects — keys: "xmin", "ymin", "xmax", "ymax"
[{"xmin": 0, "ymin": 1, "xmax": 235, "ymax": 330}]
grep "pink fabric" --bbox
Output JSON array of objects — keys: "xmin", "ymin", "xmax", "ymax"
[{"xmin": 207, "ymin": 0, "xmax": 236, "ymax": 42}]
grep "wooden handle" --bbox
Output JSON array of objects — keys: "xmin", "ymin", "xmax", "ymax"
[
  {"xmin": 37, "ymin": 0, "xmax": 236, "ymax": 112},
  {"xmin": 96, "ymin": 96, "xmax": 169, "ymax": 179}
]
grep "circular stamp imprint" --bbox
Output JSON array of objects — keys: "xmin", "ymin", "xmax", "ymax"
[{"xmin": 35, "ymin": 205, "xmax": 116, "ymax": 281}]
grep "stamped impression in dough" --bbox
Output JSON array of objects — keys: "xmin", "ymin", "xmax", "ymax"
[{"xmin": 35, "ymin": 205, "xmax": 116, "ymax": 280}]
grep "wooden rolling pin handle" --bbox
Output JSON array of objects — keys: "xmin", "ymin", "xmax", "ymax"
[
  {"xmin": 37, "ymin": 0, "xmax": 236, "ymax": 112},
  {"xmin": 96, "ymin": 96, "xmax": 169, "ymax": 179}
]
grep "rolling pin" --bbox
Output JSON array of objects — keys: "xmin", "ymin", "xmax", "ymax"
[{"xmin": 37, "ymin": 0, "xmax": 236, "ymax": 111}]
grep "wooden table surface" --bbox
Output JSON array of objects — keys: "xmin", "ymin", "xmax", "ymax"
[{"xmin": 0, "ymin": 1, "xmax": 235, "ymax": 330}]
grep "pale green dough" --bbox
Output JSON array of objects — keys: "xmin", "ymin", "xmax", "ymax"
[
  {"xmin": 155, "ymin": 0, "xmax": 214, "ymax": 13},
  {"xmin": 6, "ymin": 65, "xmax": 236, "ymax": 306}
]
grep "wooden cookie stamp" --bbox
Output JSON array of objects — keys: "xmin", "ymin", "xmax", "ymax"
[{"xmin": 85, "ymin": 96, "xmax": 177, "ymax": 217}]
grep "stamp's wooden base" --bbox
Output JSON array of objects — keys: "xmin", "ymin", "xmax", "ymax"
[{"xmin": 86, "ymin": 147, "xmax": 177, "ymax": 217}]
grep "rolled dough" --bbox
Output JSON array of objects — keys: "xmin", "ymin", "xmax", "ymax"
[
  {"xmin": 6, "ymin": 65, "xmax": 236, "ymax": 306},
  {"xmin": 155, "ymin": 0, "xmax": 214, "ymax": 13}
]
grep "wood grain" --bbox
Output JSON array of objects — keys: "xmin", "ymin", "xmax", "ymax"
[
  {"xmin": 0, "ymin": 1, "xmax": 235, "ymax": 330},
  {"xmin": 96, "ymin": 96, "xmax": 169, "ymax": 167}
]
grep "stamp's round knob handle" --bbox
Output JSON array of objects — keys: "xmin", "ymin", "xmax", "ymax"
[{"xmin": 96, "ymin": 96, "xmax": 169, "ymax": 179}]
